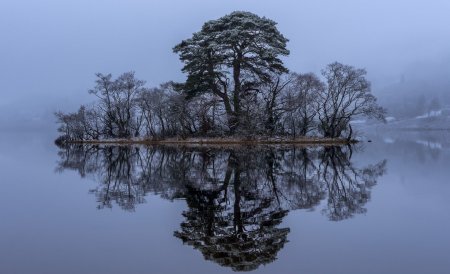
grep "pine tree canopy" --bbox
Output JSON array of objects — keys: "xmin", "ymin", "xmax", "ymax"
[{"xmin": 173, "ymin": 11, "xmax": 290, "ymax": 98}]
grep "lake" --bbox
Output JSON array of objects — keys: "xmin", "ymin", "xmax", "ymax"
[{"xmin": 0, "ymin": 130, "xmax": 449, "ymax": 274}]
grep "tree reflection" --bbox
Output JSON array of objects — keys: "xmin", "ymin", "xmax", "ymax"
[
  {"xmin": 319, "ymin": 147, "xmax": 387, "ymax": 221},
  {"xmin": 56, "ymin": 144, "xmax": 386, "ymax": 271},
  {"xmin": 174, "ymin": 151, "xmax": 290, "ymax": 271}
]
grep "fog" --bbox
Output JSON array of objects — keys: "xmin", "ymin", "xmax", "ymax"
[{"xmin": 1, "ymin": 0, "xmax": 450, "ymax": 130}]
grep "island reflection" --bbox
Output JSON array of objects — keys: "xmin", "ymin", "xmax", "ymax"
[{"xmin": 56, "ymin": 145, "xmax": 386, "ymax": 271}]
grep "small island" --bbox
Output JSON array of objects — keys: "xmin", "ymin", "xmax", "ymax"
[{"xmin": 55, "ymin": 11, "xmax": 385, "ymax": 146}]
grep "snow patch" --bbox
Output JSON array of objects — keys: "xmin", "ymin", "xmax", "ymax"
[
  {"xmin": 416, "ymin": 140, "xmax": 442, "ymax": 150},
  {"xmin": 385, "ymin": 116, "xmax": 396, "ymax": 122},
  {"xmin": 416, "ymin": 110, "xmax": 442, "ymax": 119},
  {"xmin": 350, "ymin": 119, "xmax": 366, "ymax": 124}
]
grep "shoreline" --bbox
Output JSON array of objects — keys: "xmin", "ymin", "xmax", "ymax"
[{"xmin": 62, "ymin": 137, "xmax": 358, "ymax": 146}]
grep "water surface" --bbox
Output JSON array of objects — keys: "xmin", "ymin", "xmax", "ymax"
[{"xmin": 0, "ymin": 131, "xmax": 449, "ymax": 274}]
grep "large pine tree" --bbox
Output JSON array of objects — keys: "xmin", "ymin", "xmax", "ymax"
[{"xmin": 174, "ymin": 11, "xmax": 290, "ymax": 132}]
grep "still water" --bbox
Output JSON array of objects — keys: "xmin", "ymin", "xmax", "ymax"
[{"xmin": 0, "ymin": 131, "xmax": 449, "ymax": 274}]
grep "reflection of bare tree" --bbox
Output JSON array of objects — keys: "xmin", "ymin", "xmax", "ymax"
[
  {"xmin": 91, "ymin": 147, "xmax": 145, "ymax": 211},
  {"xmin": 270, "ymin": 148, "xmax": 325, "ymax": 210},
  {"xmin": 55, "ymin": 144, "xmax": 102, "ymax": 177},
  {"xmin": 56, "ymin": 144, "xmax": 387, "ymax": 271},
  {"xmin": 318, "ymin": 146, "xmax": 387, "ymax": 221}
]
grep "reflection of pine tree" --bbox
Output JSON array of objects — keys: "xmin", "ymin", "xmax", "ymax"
[
  {"xmin": 174, "ymin": 153, "xmax": 290, "ymax": 272},
  {"xmin": 175, "ymin": 206, "xmax": 288, "ymax": 272}
]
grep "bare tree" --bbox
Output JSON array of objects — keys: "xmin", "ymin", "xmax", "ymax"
[
  {"xmin": 260, "ymin": 74, "xmax": 293, "ymax": 135},
  {"xmin": 316, "ymin": 62, "xmax": 386, "ymax": 139},
  {"xmin": 55, "ymin": 107, "xmax": 85, "ymax": 141},
  {"xmin": 89, "ymin": 72, "xmax": 145, "ymax": 138},
  {"xmin": 82, "ymin": 105, "xmax": 103, "ymax": 140},
  {"xmin": 283, "ymin": 73, "xmax": 324, "ymax": 137}
]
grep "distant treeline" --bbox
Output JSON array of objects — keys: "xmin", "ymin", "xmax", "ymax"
[{"xmin": 55, "ymin": 12, "xmax": 385, "ymax": 143}]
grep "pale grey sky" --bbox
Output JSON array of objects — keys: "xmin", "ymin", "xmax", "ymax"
[{"xmin": 1, "ymin": 0, "xmax": 450, "ymax": 127}]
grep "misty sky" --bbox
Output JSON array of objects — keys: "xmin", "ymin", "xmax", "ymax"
[{"xmin": 1, "ymin": 0, "xmax": 450, "ymax": 127}]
